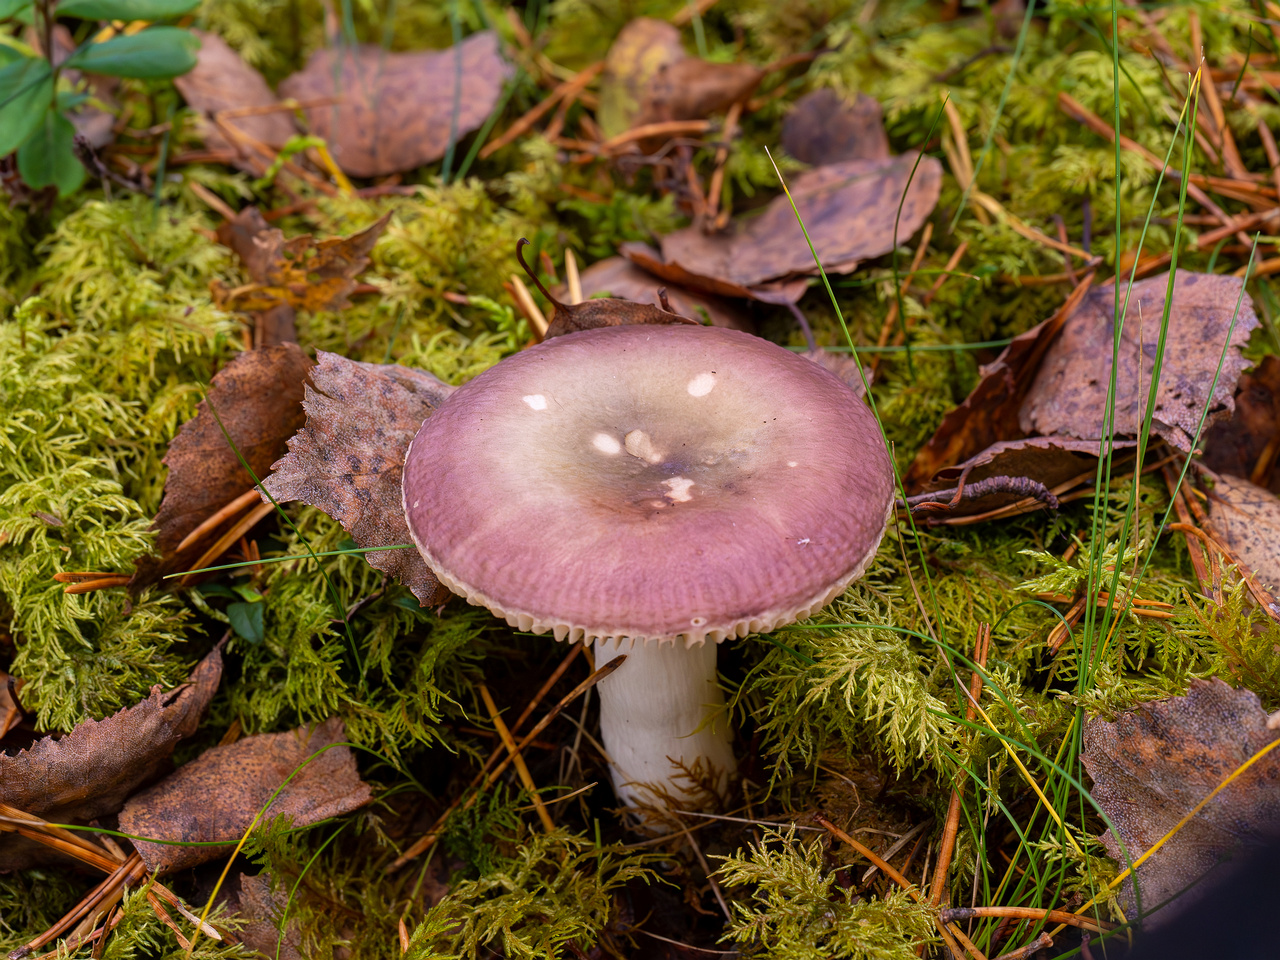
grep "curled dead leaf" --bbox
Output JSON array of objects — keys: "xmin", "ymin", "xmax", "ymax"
[
  {"xmin": 1206, "ymin": 474, "xmax": 1280, "ymax": 599},
  {"xmin": 119, "ymin": 717, "xmax": 371, "ymax": 875},
  {"xmin": 1202, "ymin": 355, "xmax": 1280, "ymax": 495},
  {"xmin": 566, "ymin": 256, "xmax": 753, "ymax": 332},
  {"xmin": 0, "ymin": 650, "xmax": 221, "ymax": 870},
  {"xmin": 174, "ymin": 31, "xmax": 296, "ymax": 171},
  {"xmin": 279, "ymin": 32, "xmax": 512, "ymax": 178},
  {"xmin": 1020, "ymin": 272, "xmax": 1257, "ymax": 452},
  {"xmin": 622, "ymin": 153, "xmax": 942, "ymax": 303},
  {"xmin": 1082, "ymin": 679, "xmax": 1280, "ymax": 927},
  {"xmin": 145, "ymin": 343, "xmax": 313, "ymax": 579},
  {"xmin": 262, "ymin": 352, "xmax": 455, "ymax": 605},
  {"xmin": 214, "ymin": 212, "xmax": 392, "ymax": 315}
]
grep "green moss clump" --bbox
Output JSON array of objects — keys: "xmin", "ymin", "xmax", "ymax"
[{"xmin": 716, "ymin": 829, "xmax": 936, "ymax": 960}]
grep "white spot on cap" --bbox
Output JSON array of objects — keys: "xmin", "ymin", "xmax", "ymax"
[
  {"xmin": 663, "ymin": 477, "xmax": 694, "ymax": 502},
  {"xmin": 797, "ymin": 537, "xmax": 810, "ymax": 546},
  {"xmin": 625, "ymin": 430, "xmax": 663, "ymax": 463},
  {"xmin": 687, "ymin": 372, "xmax": 716, "ymax": 397},
  {"xmin": 523, "ymin": 394, "xmax": 548, "ymax": 410},
  {"xmin": 690, "ymin": 616, "xmax": 707, "ymax": 627},
  {"xmin": 592, "ymin": 433, "xmax": 622, "ymax": 455},
  {"xmin": 787, "ymin": 461, "xmax": 798, "ymax": 467}
]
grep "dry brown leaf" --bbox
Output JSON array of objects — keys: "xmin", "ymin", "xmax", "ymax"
[
  {"xmin": 278, "ymin": 32, "xmax": 512, "ymax": 178},
  {"xmin": 782, "ymin": 88, "xmax": 891, "ymax": 166},
  {"xmin": 119, "ymin": 717, "xmax": 371, "ymax": 875},
  {"xmin": 1202, "ymin": 355, "xmax": 1280, "ymax": 495},
  {"xmin": 146, "ymin": 344, "xmax": 313, "ymax": 575},
  {"xmin": 233, "ymin": 874, "xmax": 305, "ymax": 960},
  {"xmin": 1206, "ymin": 474, "xmax": 1280, "ymax": 594},
  {"xmin": 598, "ymin": 18, "xmax": 686, "ymax": 138},
  {"xmin": 567, "ymin": 256, "xmax": 753, "ymax": 331},
  {"xmin": 174, "ymin": 31, "xmax": 296, "ymax": 169},
  {"xmin": 1021, "ymin": 272, "xmax": 1257, "ymax": 451},
  {"xmin": 262, "ymin": 352, "xmax": 455, "ymax": 605},
  {"xmin": 640, "ymin": 58, "xmax": 761, "ymax": 127},
  {"xmin": 1081, "ymin": 679, "xmax": 1280, "ymax": 926},
  {"xmin": 622, "ymin": 153, "xmax": 942, "ymax": 303},
  {"xmin": 0, "ymin": 672, "xmax": 23, "ymax": 740},
  {"xmin": 215, "ymin": 212, "xmax": 392, "ymax": 315},
  {"xmin": 0, "ymin": 650, "xmax": 221, "ymax": 871}
]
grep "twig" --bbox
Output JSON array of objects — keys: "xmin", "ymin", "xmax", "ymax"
[
  {"xmin": 507, "ymin": 273, "xmax": 549, "ymax": 339},
  {"xmin": 873, "ymin": 222, "xmax": 933, "ymax": 372},
  {"xmin": 902, "ymin": 476, "xmax": 1060, "ymax": 517},
  {"xmin": 705, "ymin": 100, "xmax": 742, "ymax": 227},
  {"xmin": 600, "ymin": 120, "xmax": 712, "ymax": 153},
  {"xmin": 930, "ymin": 624, "xmax": 990, "ymax": 907},
  {"xmin": 564, "ymin": 249, "xmax": 583, "ymax": 305},
  {"xmin": 390, "ymin": 654, "xmax": 626, "ymax": 870},
  {"xmin": 479, "ymin": 684, "xmax": 556, "ymax": 833},
  {"xmin": 179, "ymin": 502, "xmax": 275, "ymax": 587},
  {"xmin": 941, "ymin": 905, "xmax": 1112, "ymax": 934},
  {"xmin": 480, "ymin": 62, "xmax": 603, "ymax": 160},
  {"xmin": 175, "ymin": 488, "xmax": 261, "ymax": 554},
  {"xmin": 814, "ymin": 813, "xmax": 989, "ymax": 960},
  {"xmin": 990, "ymin": 933, "xmax": 1052, "ymax": 960}
]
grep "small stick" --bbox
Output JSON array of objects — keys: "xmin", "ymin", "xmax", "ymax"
[
  {"xmin": 61, "ymin": 576, "xmax": 131, "ymax": 595},
  {"xmin": 990, "ymin": 933, "xmax": 1052, "ymax": 960},
  {"xmin": 389, "ymin": 654, "xmax": 625, "ymax": 870},
  {"xmin": 930, "ymin": 625, "xmax": 990, "ymax": 906},
  {"xmin": 705, "ymin": 100, "xmax": 743, "ymax": 225},
  {"xmin": 507, "ymin": 274, "xmax": 549, "ymax": 338},
  {"xmin": 175, "ymin": 488, "xmax": 261, "ymax": 554},
  {"xmin": 873, "ymin": 222, "xmax": 934, "ymax": 360},
  {"xmin": 480, "ymin": 62, "xmax": 603, "ymax": 160},
  {"xmin": 1160, "ymin": 464, "xmax": 1211, "ymax": 593},
  {"xmin": 920, "ymin": 242, "xmax": 969, "ymax": 309},
  {"xmin": 1257, "ymin": 119, "xmax": 1280, "ymax": 205},
  {"xmin": 815, "ymin": 813, "xmax": 988, "ymax": 960},
  {"xmin": 941, "ymin": 905, "xmax": 1112, "ymax": 934},
  {"xmin": 187, "ymin": 180, "xmax": 237, "ymax": 221},
  {"xmin": 600, "ymin": 120, "xmax": 712, "ymax": 154},
  {"xmin": 943, "ymin": 97, "xmax": 990, "ymax": 225},
  {"xmin": 479, "ymin": 684, "xmax": 556, "ymax": 832},
  {"xmin": 179, "ymin": 502, "xmax": 274, "ymax": 588},
  {"xmin": 1187, "ymin": 12, "xmax": 1249, "ymax": 181},
  {"xmin": 563, "ymin": 249, "xmax": 583, "ymax": 305}
]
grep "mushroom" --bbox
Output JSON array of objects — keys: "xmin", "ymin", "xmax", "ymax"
[{"xmin": 401, "ymin": 323, "xmax": 894, "ymax": 823}]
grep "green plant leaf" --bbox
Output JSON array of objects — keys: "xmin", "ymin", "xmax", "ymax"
[
  {"xmin": 0, "ymin": 55, "xmax": 52, "ymax": 155},
  {"xmin": 63, "ymin": 26, "xmax": 198, "ymax": 78},
  {"xmin": 227, "ymin": 601, "xmax": 265, "ymax": 644},
  {"xmin": 58, "ymin": 0, "xmax": 198, "ymax": 21},
  {"xmin": 0, "ymin": 0, "xmax": 30, "ymax": 24},
  {"xmin": 17, "ymin": 110, "xmax": 84, "ymax": 195}
]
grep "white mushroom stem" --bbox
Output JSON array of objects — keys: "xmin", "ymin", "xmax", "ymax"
[{"xmin": 592, "ymin": 637, "xmax": 736, "ymax": 822}]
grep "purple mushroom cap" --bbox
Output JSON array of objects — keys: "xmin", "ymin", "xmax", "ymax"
[{"xmin": 402, "ymin": 325, "xmax": 894, "ymax": 645}]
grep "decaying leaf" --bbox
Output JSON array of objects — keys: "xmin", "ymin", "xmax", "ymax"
[
  {"xmin": 279, "ymin": 32, "xmax": 512, "ymax": 178},
  {"xmin": 622, "ymin": 153, "xmax": 942, "ymax": 303},
  {"xmin": 516, "ymin": 240, "xmax": 697, "ymax": 339},
  {"xmin": 598, "ymin": 18, "xmax": 687, "ymax": 138},
  {"xmin": 234, "ymin": 873, "xmax": 305, "ymax": 960},
  {"xmin": 782, "ymin": 88, "xmax": 891, "ymax": 166},
  {"xmin": 214, "ymin": 212, "xmax": 392, "ymax": 315},
  {"xmin": 262, "ymin": 352, "xmax": 455, "ymax": 605},
  {"xmin": 119, "ymin": 717, "xmax": 371, "ymax": 875},
  {"xmin": 0, "ymin": 672, "xmax": 23, "ymax": 740},
  {"xmin": 0, "ymin": 650, "xmax": 221, "ymax": 870},
  {"xmin": 1082, "ymin": 679, "xmax": 1280, "ymax": 926},
  {"xmin": 908, "ymin": 272, "xmax": 1258, "ymax": 508},
  {"xmin": 641, "ymin": 57, "xmax": 761, "ymax": 127},
  {"xmin": 174, "ymin": 31, "xmax": 296, "ymax": 170},
  {"xmin": 567, "ymin": 256, "xmax": 753, "ymax": 331},
  {"xmin": 1021, "ymin": 272, "xmax": 1257, "ymax": 452},
  {"xmin": 148, "ymin": 343, "xmax": 313, "ymax": 573},
  {"xmin": 1202, "ymin": 355, "xmax": 1280, "ymax": 495},
  {"xmin": 1206, "ymin": 474, "xmax": 1280, "ymax": 593}
]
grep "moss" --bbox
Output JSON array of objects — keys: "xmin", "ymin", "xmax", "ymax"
[{"xmin": 716, "ymin": 829, "xmax": 936, "ymax": 960}]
